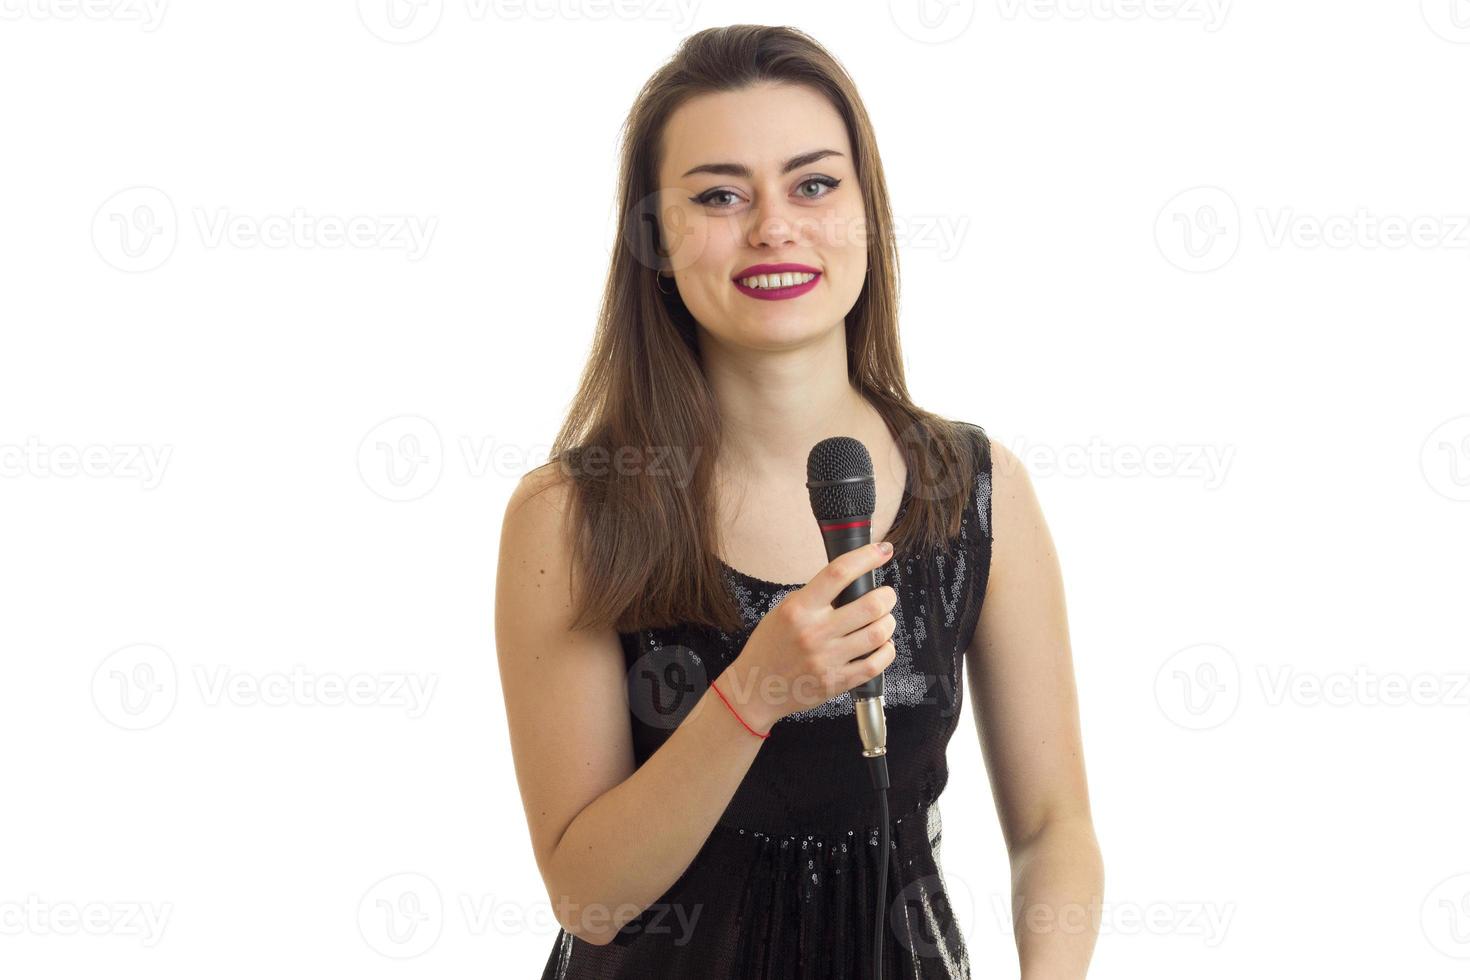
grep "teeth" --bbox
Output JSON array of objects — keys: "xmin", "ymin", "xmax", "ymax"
[{"xmin": 739, "ymin": 271, "xmax": 816, "ymax": 289}]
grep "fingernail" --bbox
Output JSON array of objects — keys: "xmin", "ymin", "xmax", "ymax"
[{"xmin": 879, "ymin": 541, "xmax": 893, "ymax": 556}]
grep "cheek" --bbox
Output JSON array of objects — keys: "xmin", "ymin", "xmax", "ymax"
[
  {"xmin": 837, "ymin": 206, "xmax": 869, "ymax": 255},
  {"xmin": 659, "ymin": 202, "xmax": 716, "ymax": 275},
  {"xmin": 699, "ymin": 214, "xmax": 746, "ymax": 258}
]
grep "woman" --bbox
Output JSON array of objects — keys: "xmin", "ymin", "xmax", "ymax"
[{"xmin": 496, "ymin": 24, "xmax": 1103, "ymax": 979}]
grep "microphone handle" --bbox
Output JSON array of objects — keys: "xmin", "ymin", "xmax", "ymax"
[{"xmin": 818, "ymin": 522, "xmax": 885, "ymax": 701}]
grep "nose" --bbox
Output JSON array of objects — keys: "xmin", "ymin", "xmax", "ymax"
[{"xmin": 746, "ymin": 193, "xmax": 800, "ymax": 250}]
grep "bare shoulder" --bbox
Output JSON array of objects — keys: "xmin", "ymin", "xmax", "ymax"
[
  {"xmin": 504, "ymin": 459, "xmax": 573, "ymax": 534},
  {"xmin": 495, "ymin": 459, "xmax": 633, "ymax": 875},
  {"xmin": 983, "ymin": 436, "xmax": 1052, "ymax": 580},
  {"xmin": 985, "ymin": 435, "xmax": 1024, "ymax": 497},
  {"xmin": 498, "ymin": 462, "xmax": 577, "ymax": 612}
]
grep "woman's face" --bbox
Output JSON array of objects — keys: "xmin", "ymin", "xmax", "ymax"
[{"xmin": 654, "ymin": 82, "xmax": 867, "ymax": 349}]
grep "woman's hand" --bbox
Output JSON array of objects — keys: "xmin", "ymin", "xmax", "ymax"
[{"xmin": 722, "ymin": 541, "xmax": 898, "ymax": 732}]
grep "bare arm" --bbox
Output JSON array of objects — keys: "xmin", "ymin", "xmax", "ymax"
[
  {"xmin": 495, "ymin": 466, "xmax": 770, "ymax": 945},
  {"xmin": 966, "ymin": 440, "xmax": 1104, "ymax": 979}
]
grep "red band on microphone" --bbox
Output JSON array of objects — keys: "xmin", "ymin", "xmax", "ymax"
[{"xmin": 818, "ymin": 518, "xmax": 872, "ymax": 532}]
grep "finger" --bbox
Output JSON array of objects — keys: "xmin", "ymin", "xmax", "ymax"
[
  {"xmin": 804, "ymin": 540, "xmax": 892, "ymax": 608},
  {"xmin": 839, "ymin": 640, "xmax": 895, "ymax": 691},
  {"xmin": 833, "ymin": 611, "xmax": 896, "ymax": 661},
  {"xmin": 828, "ymin": 584, "xmax": 897, "ymax": 638}
]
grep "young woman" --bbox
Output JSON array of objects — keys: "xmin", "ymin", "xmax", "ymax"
[{"xmin": 496, "ymin": 25, "xmax": 1102, "ymax": 979}]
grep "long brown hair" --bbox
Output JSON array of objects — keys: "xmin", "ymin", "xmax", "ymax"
[{"xmin": 539, "ymin": 24, "xmax": 984, "ymax": 636}]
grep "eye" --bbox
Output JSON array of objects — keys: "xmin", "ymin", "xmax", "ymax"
[
  {"xmin": 695, "ymin": 189, "xmax": 741, "ymax": 208},
  {"xmin": 796, "ymin": 176, "xmax": 841, "ymax": 199},
  {"xmin": 690, "ymin": 175, "xmax": 842, "ymax": 210}
]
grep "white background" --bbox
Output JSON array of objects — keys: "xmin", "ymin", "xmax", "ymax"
[{"xmin": 2, "ymin": 1, "xmax": 1468, "ymax": 977}]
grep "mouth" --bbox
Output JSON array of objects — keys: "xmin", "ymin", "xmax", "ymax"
[{"xmin": 731, "ymin": 263, "xmax": 822, "ymax": 301}]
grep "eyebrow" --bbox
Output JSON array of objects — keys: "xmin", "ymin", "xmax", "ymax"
[{"xmin": 680, "ymin": 148, "xmax": 845, "ymax": 180}]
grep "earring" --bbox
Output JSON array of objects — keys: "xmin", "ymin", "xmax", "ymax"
[{"xmin": 656, "ymin": 272, "xmax": 674, "ymax": 295}]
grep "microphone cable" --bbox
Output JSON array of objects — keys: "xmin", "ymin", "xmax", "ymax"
[{"xmin": 869, "ymin": 752, "xmax": 890, "ymax": 979}]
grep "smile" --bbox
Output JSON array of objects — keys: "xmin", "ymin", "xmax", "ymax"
[{"xmin": 732, "ymin": 270, "xmax": 821, "ymax": 301}]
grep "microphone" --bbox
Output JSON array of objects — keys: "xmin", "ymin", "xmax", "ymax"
[
  {"xmin": 804, "ymin": 436, "xmax": 889, "ymax": 766},
  {"xmin": 806, "ymin": 435, "xmax": 893, "ymax": 980}
]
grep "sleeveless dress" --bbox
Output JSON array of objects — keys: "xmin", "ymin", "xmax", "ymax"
[{"xmin": 541, "ymin": 421, "xmax": 994, "ymax": 980}]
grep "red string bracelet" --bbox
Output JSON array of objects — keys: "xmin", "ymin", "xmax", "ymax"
[{"xmin": 710, "ymin": 681, "xmax": 770, "ymax": 739}]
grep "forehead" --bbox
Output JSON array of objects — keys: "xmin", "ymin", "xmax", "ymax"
[{"xmin": 660, "ymin": 83, "xmax": 852, "ymax": 182}]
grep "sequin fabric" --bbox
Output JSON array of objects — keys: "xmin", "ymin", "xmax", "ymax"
[{"xmin": 541, "ymin": 422, "xmax": 994, "ymax": 980}]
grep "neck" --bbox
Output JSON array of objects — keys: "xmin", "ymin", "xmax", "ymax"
[{"xmin": 699, "ymin": 320, "xmax": 882, "ymax": 481}]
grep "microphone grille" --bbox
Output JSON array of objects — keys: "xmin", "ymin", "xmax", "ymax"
[{"xmin": 806, "ymin": 436, "xmax": 876, "ymax": 520}]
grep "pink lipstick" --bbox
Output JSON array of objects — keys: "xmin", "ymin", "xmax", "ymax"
[{"xmin": 732, "ymin": 262, "xmax": 821, "ymax": 301}]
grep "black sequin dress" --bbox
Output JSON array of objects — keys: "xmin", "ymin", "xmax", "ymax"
[{"xmin": 541, "ymin": 422, "xmax": 994, "ymax": 980}]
